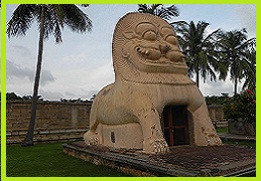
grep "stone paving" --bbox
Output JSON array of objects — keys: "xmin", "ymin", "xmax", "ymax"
[
  {"xmin": 150, "ymin": 145, "xmax": 255, "ymax": 176},
  {"xmin": 63, "ymin": 141, "xmax": 255, "ymax": 177}
]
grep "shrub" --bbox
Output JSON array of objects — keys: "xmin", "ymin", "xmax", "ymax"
[{"xmin": 224, "ymin": 89, "xmax": 256, "ymax": 124}]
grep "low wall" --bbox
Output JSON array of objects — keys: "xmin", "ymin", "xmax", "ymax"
[
  {"xmin": 6, "ymin": 101, "xmax": 225, "ymax": 144},
  {"xmin": 208, "ymin": 104, "xmax": 227, "ymax": 128},
  {"xmin": 6, "ymin": 101, "xmax": 91, "ymax": 144},
  {"xmin": 208, "ymin": 104, "xmax": 224, "ymax": 121}
]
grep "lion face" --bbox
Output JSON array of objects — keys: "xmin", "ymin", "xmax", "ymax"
[
  {"xmin": 112, "ymin": 13, "xmax": 193, "ymax": 85},
  {"xmin": 120, "ymin": 16, "xmax": 187, "ymax": 74},
  {"xmin": 134, "ymin": 24, "xmax": 183, "ymax": 63}
]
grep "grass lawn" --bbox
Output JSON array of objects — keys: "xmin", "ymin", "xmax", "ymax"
[
  {"xmin": 216, "ymin": 127, "xmax": 228, "ymax": 133},
  {"xmin": 6, "ymin": 130, "xmax": 255, "ymax": 177},
  {"xmin": 6, "ymin": 142, "xmax": 131, "ymax": 177}
]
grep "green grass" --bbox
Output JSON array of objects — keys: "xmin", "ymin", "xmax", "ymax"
[
  {"xmin": 7, "ymin": 142, "xmax": 131, "ymax": 177},
  {"xmin": 216, "ymin": 127, "xmax": 228, "ymax": 133},
  {"xmin": 6, "ymin": 138, "xmax": 255, "ymax": 177}
]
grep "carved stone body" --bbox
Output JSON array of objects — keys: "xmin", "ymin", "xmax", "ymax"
[{"xmin": 84, "ymin": 13, "xmax": 222, "ymax": 153}]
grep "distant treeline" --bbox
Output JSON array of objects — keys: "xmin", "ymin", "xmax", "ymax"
[
  {"xmin": 3, "ymin": 92, "xmax": 94, "ymax": 103},
  {"xmin": 3, "ymin": 92, "xmax": 229, "ymax": 105}
]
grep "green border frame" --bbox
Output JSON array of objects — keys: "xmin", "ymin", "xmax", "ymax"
[{"xmin": 1, "ymin": 1, "xmax": 259, "ymax": 180}]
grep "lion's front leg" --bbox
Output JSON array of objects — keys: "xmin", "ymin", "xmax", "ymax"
[
  {"xmin": 146, "ymin": 138, "xmax": 169, "ymax": 154},
  {"xmin": 137, "ymin": 107, "xmax": 169, "ymax": 154},
  {"xmin": 84, "ymin": 130, "xmax": 101, "ymax": 145}
]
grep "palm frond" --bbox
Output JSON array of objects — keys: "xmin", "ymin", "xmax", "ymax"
[
  {"xmin": 157, "ymin": 5, "xmax": 179, "ymax": 20},
  {"xmin": 60, "ymin": 5, "xmax": 92, "ymax": 33},
  {"xmin": 137, "ymin": 4, "xmax": 179, "ymax": 20},
  {"xmin": 7, "ymin": 4, "xmax": 93, "ymax": 43},
  {"xmin": 46, "ymin": 4, "xmax": 93, "ymax": 43},
  {"xmin": 138, "ymin": 4, "xmax": 150, "ymax": 13},
  {"xmin": 7, "ymin": 5, "xmax": 39, "ymax": 38}
]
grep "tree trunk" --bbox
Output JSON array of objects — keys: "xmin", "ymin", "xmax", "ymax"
[
  {"xmin": 234, "ymin": 76, "xmax": 238, "ymax": 95},
  {"xmin": 196, "ymin": 66, "xmax": 200, "ymax": 88},
  {"xmin": 21, "ymin": 6, "xmax": 45, "ymax": 146}
]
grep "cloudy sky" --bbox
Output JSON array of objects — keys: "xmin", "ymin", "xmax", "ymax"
[{"xmin": 6, "ymin": 4, "xmax": 256, "ymax": 100}]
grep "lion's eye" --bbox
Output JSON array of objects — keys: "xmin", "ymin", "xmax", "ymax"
[
  {"xmin": 143, "ymin": 31, "xmax": 157, "ymax": 41},
  {"xmin": 165, "ymin": 35, "xmax": 178, "ymax": 45}
]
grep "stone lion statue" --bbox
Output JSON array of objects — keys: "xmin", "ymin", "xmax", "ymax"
[{"xmin": 84, "ymin": 13, "xmax": 222, "ymax": 153}]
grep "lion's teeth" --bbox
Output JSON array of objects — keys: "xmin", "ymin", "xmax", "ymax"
[{"xmin": 138, "ymin": 47, "xmax": 150, "ymax": 56}]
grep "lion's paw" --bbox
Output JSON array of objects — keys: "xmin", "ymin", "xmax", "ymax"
[
  {"xmin": 144, "ymin": 139, "xmax": 169, "ymax": 154},
  {"xmin": 89, "ymin": 135, "xmax": 100, "ymax": 145},
  {"xmin": 84, "ymin": 131, "xmax": 101, "ymax": 145}
]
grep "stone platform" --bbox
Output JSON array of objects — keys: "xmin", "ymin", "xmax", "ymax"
[{"xmin": 63, "ymin": 142, "xmax": 255, "ymax": 177}]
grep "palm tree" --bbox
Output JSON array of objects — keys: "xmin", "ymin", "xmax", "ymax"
[
  {"xmin": 242, "ymin": 48, "xmax": 256, "ymax": 92},
  {"xmin": 137, "ymin": 4, "xmax": 179, "ymax": 20},
  {"xmin": 7, "ymin": 4, "xmax": 92, "ymax": 146},
  {"xmin": 172, "ymin": 21, "xmax": 226, "ymax": 87},
  {"xmin": 216, "ymin": 29, "xmax": 256, "ymax": 95}
]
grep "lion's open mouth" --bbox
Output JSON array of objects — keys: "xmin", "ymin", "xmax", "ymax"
[
  {"xmin": 136, "ymin": 46, "xmax": 161, "ymax": 61},
  {"xmin": 135, "ymin": 45, "xmax": 183, "ymax": 64}
]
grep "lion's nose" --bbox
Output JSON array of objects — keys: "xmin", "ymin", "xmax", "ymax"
[{"xmin": 159, "ymin": 44, "xmax": 169, "ymax": 55}]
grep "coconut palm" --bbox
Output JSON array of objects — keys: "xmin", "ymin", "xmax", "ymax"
[
  {"xmin": 172, "ymin": 21, "xmax": 226, "ymax": 87},
  {"xmin": 215, "ymin": 29, "xmax": 256, "ymax": 95},
  {"xmin": 242, "ymin": 48, "xmax": 256, "ymax": 92},
  {"xmin": 137, "ymin": 4, "xmax": 179, "ymax": 20},
  {"xmin": 7, "ymin": 4, "xmax": 92, "ymax": 146}
]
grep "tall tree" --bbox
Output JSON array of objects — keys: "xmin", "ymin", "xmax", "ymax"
[
  {"xmin": 242, "ymin": 48, "xmax": 256, "ymax": 92},
  {"xmin": 7, "ymin": 4, "xmax": 92, "ymax": 146},
  {"xmin": 137, "ymin": 4, "xmax": 179, "ymax": 20},
  {"xmin": 172, "ymin": 21, "xmax": 226, "ymax": 87},
  {"xmin": 216, "ymin": 29, "xmax": 256, "ymax": 95}
]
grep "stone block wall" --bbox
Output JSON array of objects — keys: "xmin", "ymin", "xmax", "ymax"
[
  {"xmin": 6, "ymin": 101, "xmax": 225, "ymax": 144},
  {"xmin": 208, "ymin": 104, "xmax": 224, "ymax": 121},
  {"xmin": 207, "ymin": 104, "xmax": 227, "ymax": 128},
  {"xmin": 6, "ymin": 101, "xmax": 91, "ymax": 144}
]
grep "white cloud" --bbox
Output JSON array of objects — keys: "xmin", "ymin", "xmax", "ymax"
[
  {"xmin": 38, "ymin": 90, "xmax": 64, "ymax": 100},
  {"xmin": 7, "ymin": 60, "xmax": 55, "ymax": 86},
  {"xmin": 7, "ymin": 45, "xmax": 36, "ymax": 68},
  {"xmin": 236, "ymin": 5, "xmax": 256, "ymax": 37},
  {"xmin": 36, "ymin": 60, "xmax": 114, "ymax": 100},
  {"xmin": 199, "ymin": 74, "xmax": 244, "ymax": 97},
  {"xmin": 11, "ymin": 45, "xmax": 33, "ymax": 57},
  {"xmin": 7, "ymin": 60, "xmax": 33, "ymax": 81}
]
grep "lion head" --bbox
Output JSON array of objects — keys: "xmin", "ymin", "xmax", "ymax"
[{"xmin": 112, "ymin": 13, "xmax": 194, "ymax": 85}]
